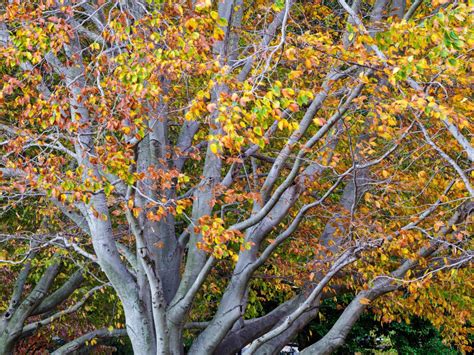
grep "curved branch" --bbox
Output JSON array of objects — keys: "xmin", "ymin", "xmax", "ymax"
[
  {"xmin": 51, "ymin": 328, "xmax": 127, "ymax": 355},
  {"xmin": 31, "ymin": 269, "xmax": 84, "ymax": 316},
  {"xmin": 245, "ymin": 247, "xmax": 361, "ymax": 354},
  {"xmin": 6, "ymin": 262, "xmax": 60, "ymax": 337},
  {"xmin": 22, "ymin": 284, "xmax": 109, "ymax": 335},
  {"xmin": 441, "ymin": 118, "xmax": 474, "ymax": 162},
  {"xmin": 231, "ymin": 81, "xmax": 366, "ymax": 232},
  {"xmin": 300, "ymin": 201, "xmax": 473, "ymax": 354},
  {"xmin": 417, "ymin": 121, "xmax": 474, "ymax": 197}
]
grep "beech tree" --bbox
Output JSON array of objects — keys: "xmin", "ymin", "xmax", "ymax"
[
  {"xmin": 1, "ymin": 0, "xmax": 473, "ymax": 354},
  {"xmin": 0, "ymin": 207, "xmax": 117, "ymax": 353},
  {"xmin": 0, "ymin": 248, "xmax": 103, "ymax": 354}
]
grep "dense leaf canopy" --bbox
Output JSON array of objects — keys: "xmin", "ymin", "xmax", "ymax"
[{"xmin": 0, "ymin": 0, "xmax": 472, "ymax": 353}]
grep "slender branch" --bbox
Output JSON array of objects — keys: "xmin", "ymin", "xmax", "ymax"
[
  {"xmin": 22, "ymin": 284, "xmax": 109, "ymax": 334},
  {"xmin": 245, "ymin": 247, "xmax": 361, "ymax": 354},
  {"xmin": 168, "ymin": 256, "xmax": 216, "ymax": 317},
  {"xmin": 32, "ymin": 269, "xmax": 84, "ymax": 316},
  {"xmin": 403, "ymin": 0, "xmax": 423, "ymax": 20},
  {"xmin": 51, "ymin": 327, "xmax": 127, "ymax": 355},
  {"xmin": 417, "ymin": 121, "xmax": 473, "ymax": 197},
  {"xmin": 231, "ymin": 81, "xmax": 366, "ymax": 232}
]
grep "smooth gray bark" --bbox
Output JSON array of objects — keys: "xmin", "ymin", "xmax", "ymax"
[
  {"xmin": 51, "ymin": 328, "xmax": 127, "ymax": 355},
  {"xmin": 2, "ymin": 1, "xmax": 469, "ymax": 354}
]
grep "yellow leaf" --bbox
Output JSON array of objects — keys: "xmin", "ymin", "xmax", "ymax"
[
  {"xmin": 313, "ymin": 117, "xmax": 325, "ymax": 126},
  {"xmin": 434, "ymin": 221, "xmax": 444, "ymax": 232},
  {"xmin": 213, "ymin": 27, "xmax": 225, "ymax": 41},
  {"xmin": 196, "ymin": 0, "xmax": 212, "ymax": 9},
  {"xmin": 387, "ymin": 116, "xmax": 397, "ymax": 126},
  {"xmin": 285, "ymin": 48, "xmax": 296, "ymax": 61},
  {"xmin": 358, "ymin": 72, "xmax": 370, "ymax": 84},
  {"xmin": 289, "ymin": 70, "xmax": 303, "ymax": 80},
  {"xmin": 210, "ymin": 142, "xmax": 219, "ymax": 154},
  {"xmin": 90, "ymin": 42, "xmax": 100, "ymax": 50},
  {"xmin": 210, "ymin": 11, "xmax": 219, "ymax": 20},
  {"xmin": 359, "ymin": 297, "xmax": 371, "ymax": 305},
  {"xmin": 185, "ymin": 18, "xmax": 198, "ymax": 32},
  {"xmin": 253, "ymin": 126, "xmax": 263, "ymax": 136},
  {"xmin": 278, "ymin": 119, "xmax": 288, "ymax": 130}
]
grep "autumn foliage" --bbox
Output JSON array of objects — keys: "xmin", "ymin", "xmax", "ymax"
[{"xmin": 0, "ymin": 0, "xmax": 473, "ymax": 354}]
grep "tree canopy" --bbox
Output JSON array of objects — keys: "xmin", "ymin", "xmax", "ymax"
[{"xmin": 0, "ymin": 0, "xmax": 473, "ymax": 354}]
